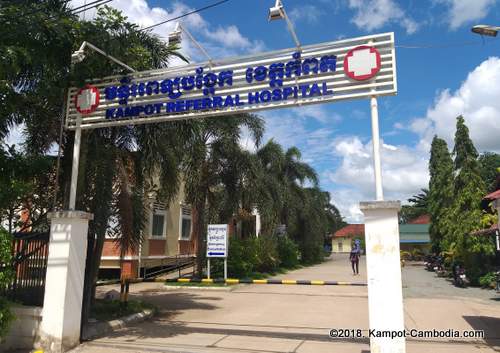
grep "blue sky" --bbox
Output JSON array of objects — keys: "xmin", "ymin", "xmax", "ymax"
[{"xmin": 12, "ymin": 0, "xmax": 500, "ymax": 221}]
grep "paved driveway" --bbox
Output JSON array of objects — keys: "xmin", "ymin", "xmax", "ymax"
[{"xmin": 74, "ymin": 254, "xmax": 500, "ymax": 353}]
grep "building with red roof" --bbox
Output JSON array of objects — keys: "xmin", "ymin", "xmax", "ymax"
[
  {"xmin": 330, "ymin": 214, "xmax": 432, "ymax": 253},
  {"xmin": 331, "ymin": 224, "xmax": 365, "ymax": 253}
]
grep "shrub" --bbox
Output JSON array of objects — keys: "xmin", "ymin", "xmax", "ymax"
[
  {"xmin": 0, "ymin": 228, "xmax": 14, "ymax": 340},
  {"xmin": 277, "ymin": 236, "xmax": 299, "ymax": 269},
  {"xmin": 410, "ymin": 248, "xmax": 424, "ymax": 261},
  {"xmin": 479, "ymin": 272, "xmax": 497, "ymax": 289},
  {"xmin": 400, "ymin": 251, "xmax": 411, "ymax": 261},
  {"xmin": 254, "ymin": 236, "xmax": 280, "ymax": 273},
  {"xmin": 222, "ymin": 238, "xmax": 256, "ymax": 278}
]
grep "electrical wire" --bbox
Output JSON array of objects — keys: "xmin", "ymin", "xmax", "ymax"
[
  {"xmin": 41, "ymin": 0, "xmax": 113, "ymax": 20},
  {"xmin": 138, "ymin": 0, "xmax": 230, "ymax": 32},
  {"xmin": 70, "ymin": 0, "xmax": 113, "ymax": 16},
  {"xmin": 395, "ymin": 40, "xmax": 492, "ymax": 49}
]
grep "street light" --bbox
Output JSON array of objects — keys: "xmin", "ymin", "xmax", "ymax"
[
  {"xmin": 268, "ymin": 0, "xmax": 301, "ymax": 49},
  {"xmin": 168, "ymin": 22, "xmax": 213, "ymax": 64},
  {"xmin": 471, "ymin": 24, "xmax": 499, "ymax": 37},
  {"xmin": 71, "ymin": 41, "xmax": 136, "ymax": 72},
  {"xmin": 65, "ymin": 42, "xmax": 136, "ymax": 210}
]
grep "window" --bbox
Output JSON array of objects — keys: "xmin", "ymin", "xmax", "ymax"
[
  {"xmin": 179, "ymin": 205, "xmax": 192, "ymax": 240},
  {"xmin": 152, "ymin": 214, "xmax": 165, "ymax": 237},
  {"xmin": 181, "ymin": 218, "xmax": 191, "ymax": 240}
]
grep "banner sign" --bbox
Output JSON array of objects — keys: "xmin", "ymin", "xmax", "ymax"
[
  {"xmin": 207, "ymin": 224, "xmax": 228, "ymax": 258},
  {"xmin": 66, "ymin": 32, "xmax": 396, "ymax": 130}
]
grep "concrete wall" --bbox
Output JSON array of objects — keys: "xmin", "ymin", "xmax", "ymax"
[
  {"xmin": 331, "ymin": 236, "xmax": 353, "ymax": 253},
  {"xmin": 0, "ymin": 305, "xmax": 42, "ymax": 351}
]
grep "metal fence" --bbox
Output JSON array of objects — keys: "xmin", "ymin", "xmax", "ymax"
[{"xmin": 1, "ymin": 232, "xmax": 49, "ymax": 306}]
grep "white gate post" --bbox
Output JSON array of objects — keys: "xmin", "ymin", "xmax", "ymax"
[
  {"xmin": 36, "ymin": 211, "xmax": 93, "ymax": 353},
  {"xmin": 360, "ymin": 201, "xmax": 405, "ymax": 353}
]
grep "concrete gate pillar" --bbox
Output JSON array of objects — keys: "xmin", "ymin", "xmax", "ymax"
[
  {"xmin": 36, "ymin": 211, "xmax": 93, "ymax": 353},
  {"xmin": 360, "ymin": 201, "xmax": 405, "ymax": 353}
]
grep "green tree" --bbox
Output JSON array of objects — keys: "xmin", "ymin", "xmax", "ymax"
[
  {"xmin": 1, "ymin": 2, "xmax": 186, "ymax": 325},
  {"xmin": 428, "ymin": 136, "xmax": 454, "ymax": 252},
  {"xmin": 181, "ymin": 114, "xmax": 264, "ymax": 274},
  {"xmin": 400, "ymin": 189, "xmax": 429, "ymax": 224},
  {"xmin": 478, "ymin": 152, "xmax": 500, "ymax": 192},
  {"xmin": 443, "ymin": 117, "xmax": 491, "ymax": 282},
  {"xmin": 0, "ymin": 227, "xmax": 15, "ymax": 340}
]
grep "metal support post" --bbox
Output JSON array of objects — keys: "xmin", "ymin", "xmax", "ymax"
[
  {"xmin": 69, "ymin": 118, "xmax": 82, "ymax": 210},
  {"xmin": 207, "ymin": 258, "xmax": 211, "ymax": 279},
  {"xmin": 224, "ymin": 258, "xmax": 228, "ymax": 280},
  {"xmin": 370, "ymin": 95, "xmax": 384, "ymax": 201}
]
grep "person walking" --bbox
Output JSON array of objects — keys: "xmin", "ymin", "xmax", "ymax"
[{"xmin": 350, "ymin": 239, "xmax": 361, "ymax": 275}]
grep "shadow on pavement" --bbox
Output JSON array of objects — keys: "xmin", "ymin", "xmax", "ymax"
[
  {"xmin": 102, "ymin": 318, "xmax": 370, "ymax": 345},
  {"xmin": 463, "ymin": 315, "xmax": 500, "ymax": 349}
]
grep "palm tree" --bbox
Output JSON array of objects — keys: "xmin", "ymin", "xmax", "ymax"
[
  {"xmin": 180, "ymin": 114, "xmax": 264, "ymax": 274},
  {"xmin": 2, "ymin": 4, "xmax": 188, "ymax": 323}
]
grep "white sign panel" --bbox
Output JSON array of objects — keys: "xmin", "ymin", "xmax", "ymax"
[
  {"xmin": 207, "ymin": 224, "xmax": 228, "ymax": 258},
  {"xmin": 66, "ymin": 32, "xmax": 396, "ymax": 130}
]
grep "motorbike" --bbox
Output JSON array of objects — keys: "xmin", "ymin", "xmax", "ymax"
[
  {"xmin": 433, "ymin": 256, "xmax": 446, "ymax": 276},
  {"xmin": 424, "ymin": 255, "xmax": 435, "ymax": 271},
  {"xmin": 453, "ymin": 264, "xmax": 469, "ymax": 287}
]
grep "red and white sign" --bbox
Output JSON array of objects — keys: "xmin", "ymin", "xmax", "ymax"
[
  {"xmin": 343, "ymin": 45, "xmax": 381, "ymax": 81},
  {"xmin": 75, "ymin": 85, "xmax": 100, "ymax": 114}
]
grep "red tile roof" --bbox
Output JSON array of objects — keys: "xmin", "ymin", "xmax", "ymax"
[
  {"xmin": 484, "ymin": 189, "xmax": 500, "ymax": 201},
  {"xmin": 333, "ymin": 224, "xmax": 365, "ymax": 238},
  {"xmin": 408, "ymin": 214, "xmax": 430, "ymax": 224}
]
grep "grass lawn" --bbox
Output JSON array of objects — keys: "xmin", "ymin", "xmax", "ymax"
[{"xmin": 91, "ymin": 299, "xmax": 155, "ymax": 322}]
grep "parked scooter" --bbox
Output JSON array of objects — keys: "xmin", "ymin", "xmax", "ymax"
[
  {"xmin": 453, "ymin": 264, "xmax": 469, "ymax": 287},
  {"xmin": 433, "ymin": 256, "xmax": 446, "ymax": 277},
  {"xmin": 424, "ymin": 255, "xmax": 436, "ymax": 271}
]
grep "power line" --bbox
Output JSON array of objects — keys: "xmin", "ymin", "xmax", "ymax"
[
  {"xmin": 395, "ymin": 40, "xmax": 492, "ymax": 49},
  {"xmin": 70, "ymin": 0, "xmax": 113, "ymax": 16},
  {"xmin": 43, "ymin": 0, "xmax": 112, "ymax": 21},
  {"xmin": 138, "ymin": 0, "xmax": 230, "ymax": 32}
]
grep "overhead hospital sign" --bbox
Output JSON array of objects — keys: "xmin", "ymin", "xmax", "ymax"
[{"xmin": 66, "ymin": 32, "xmax": 396, "ymax": 130}]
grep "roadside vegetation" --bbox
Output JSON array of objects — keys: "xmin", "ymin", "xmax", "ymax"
[
  {"xmin": 0, "ymin": 228, "xmax": 14, "ymax": 341},
  {"xmin": 402, "ymin": 116, "xmax": 499, "ymax": 286}
]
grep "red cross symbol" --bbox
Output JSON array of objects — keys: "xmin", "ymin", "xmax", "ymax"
[
  {"xmin": 75, "ymin": 85, "xmax": 100, "ymax": 114},
  {"xmin": 343, "ymin": 45, "xmax": 381, "ymax": 81}
]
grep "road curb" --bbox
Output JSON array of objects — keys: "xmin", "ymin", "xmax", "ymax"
[
  {"xmin": 81, "ymin": 308, "xmax": 155, "ymax": 341},
  {"xmin": 166, "ymin": 278, "xmax": 368, "ymax": 286}
]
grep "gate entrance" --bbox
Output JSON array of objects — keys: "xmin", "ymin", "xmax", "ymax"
[{"xmin": 39, "ymin": 32, "xmax": 404, "ymax": 353}]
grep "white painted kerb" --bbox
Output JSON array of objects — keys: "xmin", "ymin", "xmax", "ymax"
[
  {"xmin": 360, "ymin": 201, "xmax": 405, "ymax": 353},
  {"xmin": 37, "ymin": 211, "xmax": 93, "ymax": 353}
]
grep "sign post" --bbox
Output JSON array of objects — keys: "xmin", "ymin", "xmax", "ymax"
[{"xmin": 207, "ymin": 224, "xmax": 228, "ymax": 280}]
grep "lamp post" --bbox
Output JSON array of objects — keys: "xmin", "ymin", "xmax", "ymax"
[
  {"xmin": 67, "ymin": 42, "xmax": 135, "ymax": 210},
  {"xmin": 268, "ymin": 0, "xmax": 301, "ymax": 50},
  {"xmin": 471, "ymin": 24, "xmax": 500, "ymax": 37},
  {"xmin": 168, "ymin": 22, "xmax": 213, "ymax": 64}
]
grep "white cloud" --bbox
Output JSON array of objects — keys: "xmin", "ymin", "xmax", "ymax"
[
  {"xmin": 440, "ymin": 0, "xmax": 497, "ymax": 30},
  {"xmin": 326, "ymin": 136, "xmax": 429, "ymax": 222},
  {"xmin": 348, "ymin": 0, "xmax": 419, "ymax": 34},
  {"xmin": 411, "ymin": 56, "xmax": 500, "ymax": 154},
  {"xmin": 289, "ymin": 5, "xmax": 322, "ymax": 24},
  {"xmin": 70, "ymin": 0, "xmax": 262, "ymax": 63}
]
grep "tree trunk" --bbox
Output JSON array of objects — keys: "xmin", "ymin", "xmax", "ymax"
[{"xmin": 192, "ymin": 198, "xmax": 207, "ymax": 277}]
